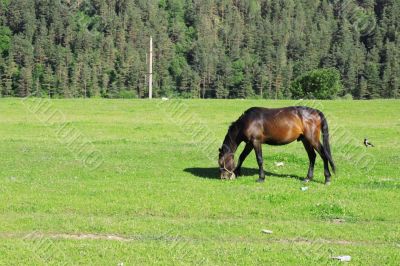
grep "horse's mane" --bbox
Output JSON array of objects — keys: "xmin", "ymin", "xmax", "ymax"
[
  {"xmin": 227, "ymin": 114, "xmax": 243, "ymax": 138},
  {"xmin": 227, "ymin": 121, "xmax": 238, "ymax": 134},
  {"xmin": 222, "ymin": 113, "xmax": 246, "ymax": 153},
  {"xmin": 229, "ymin": 110, "xmax": 247, "ymax": 132}
]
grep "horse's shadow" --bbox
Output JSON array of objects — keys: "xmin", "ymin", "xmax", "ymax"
[{"xmin": 184, "ymin": 167, "xmax": 318, "ymax": 183}]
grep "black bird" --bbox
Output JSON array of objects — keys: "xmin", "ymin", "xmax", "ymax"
[{"xmin": 364, "ymin": 138, "xmax": 374, "ymax": 147}]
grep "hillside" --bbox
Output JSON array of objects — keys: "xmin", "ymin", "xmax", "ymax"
[{"xmin": 0, "ymin": 0, "xmax": 399, "ymax": 98}]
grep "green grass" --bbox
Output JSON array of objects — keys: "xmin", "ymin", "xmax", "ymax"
[{"xmin": 0, "ymin": 98, "xmax": 399, "ymax": 265}]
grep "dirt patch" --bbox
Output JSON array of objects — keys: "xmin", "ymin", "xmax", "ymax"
[
  {"xmin": 26, "ymin": 232, "xmax": 133, "ymax": 241},
  {"xmin": 0, "ymin": 232, "xmax": 391, "ymax": 247},
  {"xmin": 278, "ymin": 237, "xmax": 353, "ymax": 245},
  {"xmin": 331, "ymin": 218, "xmax": 346, "ymax": 224},
  {"xmin": 18, "ymin": 231, "xmax": 185, "ymax": 242},
  {"xmin": 0, "ymin": 232, "xmax": 139, "ymax": 242}
]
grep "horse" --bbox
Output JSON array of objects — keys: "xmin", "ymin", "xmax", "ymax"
[{"xmin": 218, "ymin": 106, "xmax": 336, "ymax": 184}]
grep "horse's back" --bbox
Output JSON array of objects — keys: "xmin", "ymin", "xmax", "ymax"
[
  {"xmin": 239, "ymin": 106, "xmax": 321, "ymax": 145},
  {"xmin": 242, "ymin": 106, "xmax": 321, "ymax": 119}
]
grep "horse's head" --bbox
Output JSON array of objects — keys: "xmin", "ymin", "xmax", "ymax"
[{"xmin": 218, "ymin": 147, "xmax": 236, "ymax": 180}]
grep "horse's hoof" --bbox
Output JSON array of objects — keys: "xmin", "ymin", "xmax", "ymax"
[
  {"xmin": 304, "ymin": 178, "xmax": 311, "ymax": 183},
  {"xmin": 325, "ymin": 181, "xmax": 331, "ymax": 186},
  {"xmin": 256, "ymin": 178, "xmax": 265, "ymax": 183}
]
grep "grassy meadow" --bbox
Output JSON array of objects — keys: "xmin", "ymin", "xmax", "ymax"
[{"xmin": 0, "ymin": 98, "xmax": 399, "ymax": 265}]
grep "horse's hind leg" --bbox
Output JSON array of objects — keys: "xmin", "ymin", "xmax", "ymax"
[
  {"xmin": 302, "ymin": 139, "xmax": 316, "ymax": 182},
  {"xmin": 314, "ymin": 142, "xmax": 331, "ymax": 185},
  {"xmin": 253, "ymin": 141, "xmax": 265, "ymax": 182},
  {"xmin": 234, "ymin": 142, "xmax": 253, "ymax": 176}
]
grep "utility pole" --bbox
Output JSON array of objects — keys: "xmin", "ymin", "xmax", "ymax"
[{"xmin": 149, "ymin": 36, "xmax": 153, "ymax": 99}]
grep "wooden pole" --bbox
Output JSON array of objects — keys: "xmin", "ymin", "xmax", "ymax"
[{"xmin": 149, "ymin": 37, "xmax": 153, "ymax": 99}]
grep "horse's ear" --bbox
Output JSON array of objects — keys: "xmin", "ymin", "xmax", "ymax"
[{"xmin": 218, "ymin": 148, "xmax": 222, "ymax": 153}]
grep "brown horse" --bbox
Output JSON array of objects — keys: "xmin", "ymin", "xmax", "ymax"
[{"xmin": 218, "ymin": 106, "xmax": 335, "ymax": 184}]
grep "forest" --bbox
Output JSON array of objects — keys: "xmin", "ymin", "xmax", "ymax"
[{"xmin": 0, "ymin": 0, "xmax": 398, "ymax": 99}]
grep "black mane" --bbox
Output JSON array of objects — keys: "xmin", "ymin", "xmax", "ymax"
[{"xmin": 221, "ymin": 116, "xmax": 244, "ymax": 154}]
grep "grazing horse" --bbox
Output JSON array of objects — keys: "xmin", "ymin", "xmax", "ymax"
[{"xmin": 218, "ymin": 106, "xmax": 336, "ymax": 184}]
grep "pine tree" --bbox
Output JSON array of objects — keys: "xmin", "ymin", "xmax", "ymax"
[
  {"xmin": 81, "ymin": 62, "xmax": 91, "ymax": 98},
  {"xmin": 2, "ymin": 53, "xmax": 17, "ymax": 96},
  {"xmin": 215, "ymin": 79, "xmax": 228, "ymax": 99},
  {"xmin": 91, "ymin": 66, "xmax": 100, "ymax": 98},
  {"xmin": 364, "ymin": 62, "xmax": 381, "ymax": 98},
  {"xmin": 56, "ymin": 63, "xmax": 70, "ymax": 98},
  {"xmin": 101, "ymin": 73, "xmax": 110, "ymax": 97},
  {"xmin": 358, "ymin": 76, "xmax": 368, "ymax": 99},
  {"xmin": 382, "ymin": 42, "xmax": 399, "ymax": 98},
  {"xmin": 0, "ymin": 56, "xmax": 3, "ymax": 96},
  {"xmin": 17, "ymin": 66, "xmax": 32, "ymax": 97},
  {"xmin": 42, "ymin": 65, "xmax": 54, "ymax": 98}
]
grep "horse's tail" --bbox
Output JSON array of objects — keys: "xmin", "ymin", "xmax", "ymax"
[{"xmin": 319, "ymin": 111, "xmax": 336, "ymax": 174}]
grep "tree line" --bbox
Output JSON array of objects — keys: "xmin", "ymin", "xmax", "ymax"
[{"xmin": 0, "ymin": 0, "xmax": 398, "ymax": 99}]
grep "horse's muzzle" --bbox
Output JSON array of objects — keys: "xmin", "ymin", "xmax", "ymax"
[{"xmin": 220, "ymin": 172, "xmax": 236, "ymax": 180}]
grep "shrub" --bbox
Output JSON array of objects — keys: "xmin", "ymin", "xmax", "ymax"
[
  {"xmin": 290, "ymin": 68, "xmax": 343, "ymax": 99},
  {"xmin": 341, "ymin": 93, "xmax": 353, "ymax": 100},
  {"xmin": 118, "ymin": 89, "xmax": 137, "ymax": 99}
]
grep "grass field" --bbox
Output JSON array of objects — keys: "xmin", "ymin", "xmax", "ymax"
[{"xmin": 0, "ymin": 98, "xmax": 399, "ymax": 265}]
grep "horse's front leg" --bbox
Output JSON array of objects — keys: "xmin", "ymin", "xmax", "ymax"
[
  {"xmin": 234, "ymin": 142, "xmax": 253, "ymax": 176},
  {"xmin": 253, "ymin": 141, "xmax": 265, "ymax": 182}
]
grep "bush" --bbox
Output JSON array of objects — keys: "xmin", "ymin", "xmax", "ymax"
[
  {"xmin": 118, "ymin": 89, "xmax": 138, "ymax": 99},
  {"xmin": 290, "ymin": 68, "xmax": 343, "ymax": 99},
  {"xmin": 341, "ymin": 93, "xmax": 353, "ymax": 100}
]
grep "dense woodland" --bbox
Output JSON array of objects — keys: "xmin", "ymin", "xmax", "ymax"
[{"xmin": 0, "ymin": 0, "xmax": 399, "ymax": 99}]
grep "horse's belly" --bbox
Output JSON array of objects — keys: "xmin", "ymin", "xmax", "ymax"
[
  {"xmin": 264, "ymin": 129, "xmax": 302, "ymax": 145},
  {"xmin": 263, "ymin": 123, "xmax": 303, "ymax": 145},
  {"xmin": 265, "ymin": 138, "xmax": 296, "ymax": 146}
]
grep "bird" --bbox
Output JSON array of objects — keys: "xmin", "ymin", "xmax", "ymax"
[{"xmin": 364, "ymin": 138, "xmax": 374, "ymax": 147}]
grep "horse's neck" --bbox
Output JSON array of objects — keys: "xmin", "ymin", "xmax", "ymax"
[{"xmin": 223, "ymin": 125, "xmax": 240, "ymax": 154}]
